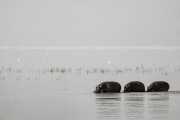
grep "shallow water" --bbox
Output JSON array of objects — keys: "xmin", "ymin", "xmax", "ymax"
[
  {"xmin": 0, "ymin": 48, "xmax": 180, "ymax": 120},
  {"xmin": 0, "ymin": 72, "xmax": 180, "ymax": 120}
]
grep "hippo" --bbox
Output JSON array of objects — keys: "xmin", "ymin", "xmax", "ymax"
[
  {"xmin": 123, "ymin": 81, "xmax": 145, "ymax": 92},
  {"xmin": 94, "ymin": 81, "xmax": 121, "ymax": 93},
  {"xmin": 146, "ymin": 81, "xmax": 169, "ymax": 92}
]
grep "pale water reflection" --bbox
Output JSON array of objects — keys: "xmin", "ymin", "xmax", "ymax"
[
  {"xmin": 94, "ymin": 92, "xmax": 180, "ymax": 120},
  {"xmin": 147, "ymin": 92, "xmax": 169, "ymax": 120},
  {"xmin": 123, "ymin": 93, "xmax": 145, "ymax": 120},
  {"xmin": 95, "ymin": 94, "xmax": 121, "ymax": 120}
]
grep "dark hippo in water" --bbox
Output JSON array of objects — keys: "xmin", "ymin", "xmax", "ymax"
[
  {"xmin": 123, "ymin": 81, "xmax": 145, "ymax": 92},
  {"xmin": 146, "ymin": 81, "xmax": 169, "ymax": 92},
  {"xmin": 94, "ymin": 81, "xmax": 121, "ymax": 93}
]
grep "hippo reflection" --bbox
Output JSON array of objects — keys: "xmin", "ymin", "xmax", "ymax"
[
  {"xmin": 124, "ymin": 81, "xmax": 145, "ymax": 92},
  {"xmin": 94, "ymin": 81, "xmax": 121, "ymax": 93},
  {"xmin": 146, "ymin": 81, "xmax": 169, "ymax": 92}
]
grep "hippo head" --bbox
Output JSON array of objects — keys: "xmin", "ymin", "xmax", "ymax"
[
  {"xmin": 94, "ymin": 84, "xmax": 105, "ymax": 93},
  {"xmin": 146, "ymin": 83, "xmax": 158, "ymax": 92},
  {"xmin": 146, "ymin": 86, "xmax": 153, "ymax": 92},
  {"xmin": 123, "ymin": 84, "xmax": 131, "ymax": 92}
]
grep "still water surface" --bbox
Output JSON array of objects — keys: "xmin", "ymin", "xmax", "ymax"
[
  {"xmin": 0, "ymin": 48, "xmax": 180, "ymax": 120},
  {"xmin": 0, "ymin": 72, "xmax": 180, "ymax": 120}
]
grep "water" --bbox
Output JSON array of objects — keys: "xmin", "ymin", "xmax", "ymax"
[
  {"xmin": 1, "ymin": 69, "xmax": 180, "ymax": 120},
  {"xmin": 0, "ymin": 47, "xmax": 180, "ymax": 120}
]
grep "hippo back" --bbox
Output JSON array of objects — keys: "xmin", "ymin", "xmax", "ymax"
[
  {"xmin": 147, "ymin": 81, "xmax": 169, "ymax": 92},
  {"xmin": 124, "ymin": 81, "xmax": 145, "ymax": 92},
  {"xmin": 94, "ymin": 81, "xmax": 121, "ymax": 93},
  {"xmin": 104, "ymin": 81, "xmax": 121, "ymax": 92}
]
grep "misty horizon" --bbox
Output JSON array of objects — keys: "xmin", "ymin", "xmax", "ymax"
[{"xmin": 1, "ymin": 0, "xmax": 180, "ymax": 46}]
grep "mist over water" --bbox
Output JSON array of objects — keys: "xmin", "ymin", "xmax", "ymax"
[
  {"xmin": 0, "ymin": 47, "xmax": 180, "ymax": 120},
  {"xmin": 1, "ymin": 46, "xmax": 180, "ymax": 68}
]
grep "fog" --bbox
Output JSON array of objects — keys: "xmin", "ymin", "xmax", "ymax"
[{"xmin": 0, "ymin": 0, "xmax": 180, "ymax": 46}]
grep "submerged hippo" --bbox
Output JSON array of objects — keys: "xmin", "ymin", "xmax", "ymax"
[
  {"xmin": 146, "ymin": 81, "xmax": 169, "ymax": 92},
  {"xmin": 94, "ymin": 81, "xmax": 121, "ymax": 93},
  {"xmin": 124, "ymin": 81, "xmax": 145, "ymax": 92}
]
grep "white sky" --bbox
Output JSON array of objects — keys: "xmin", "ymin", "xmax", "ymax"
[{"xmin": 0, "ymin": 0, "xmax": 180, "ymax": 46}]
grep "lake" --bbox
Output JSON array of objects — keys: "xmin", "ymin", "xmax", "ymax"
[{"xmin": 0, "ymin": 47, "xmax": 180, "ymax": 120}]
